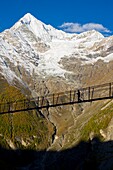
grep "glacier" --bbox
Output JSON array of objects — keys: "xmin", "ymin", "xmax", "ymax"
[{"xmin": 0, "ymin": 13, "xmax": 113, "ymax": 84}]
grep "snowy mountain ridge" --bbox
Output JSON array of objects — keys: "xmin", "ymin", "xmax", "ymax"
[
  {"xmin": 0, "ymin": 13, "xmax": 113, "ymax": 85},
  {"xmin": 11, "ymin": 13, "xmax": 74, "ymax": 42}
]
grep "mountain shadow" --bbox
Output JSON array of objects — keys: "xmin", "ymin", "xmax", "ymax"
[{"xmin": 0, "ymin": 137, "xmax": 113, "ymax": 170}]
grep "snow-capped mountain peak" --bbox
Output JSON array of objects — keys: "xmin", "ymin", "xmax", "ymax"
[
  {"xmin": 0, "ymin": 13, "xmax": 113, "ymax": 85},
  {"xmin": 11, "ymin": 13, "xmax": 73, "ymax": 42}
]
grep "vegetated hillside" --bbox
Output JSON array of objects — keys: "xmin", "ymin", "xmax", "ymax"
[
  {"xmin": 71, "ymin": 99, "xmax": 113, "ymax": 143},
  {"xmin": 0, "ymin": 76, "xmax": 53, "ymax": 151}
]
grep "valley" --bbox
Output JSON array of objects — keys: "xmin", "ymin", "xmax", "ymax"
[{"xmin": 0, "ymin": 13, "xmax": 113, "ymax": 169}]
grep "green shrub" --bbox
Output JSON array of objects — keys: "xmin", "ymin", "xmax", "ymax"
[
  {"xmin": 81, "ymin": 101, "xmax": 113, "ymax": 141},
  {"xmin": 0, "ymin": 81, "xmax": 53, "ymax": 150}
]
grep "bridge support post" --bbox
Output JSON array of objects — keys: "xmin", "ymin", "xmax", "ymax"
[
  {"xmin": 88, "ymin": 87, "xmax": 90, "ymax": 100},
  {"xmin": 8, "ymin": 101, "xmax": 10, "ymax": 112},
  {"xmin": 70, "ymin": 91, "xmax": 72, "ymax": 102},
  {"xmin": 77, "ymin": 90, "xmax": 81, "ymax": 102},
  {"xmin": 24, "ymin": 99, "xmax": 26, "ymax": 110},
  {"xmin": 109, "ymin": 83, "xmax": 112, "ymax": 97},
  {"xmin": 53, "ymin": 94, "xmax": 54, "ymax": 105},
  {"xmin": 41, "ymin": 97, "xmax": 44, "ymax": 107}
]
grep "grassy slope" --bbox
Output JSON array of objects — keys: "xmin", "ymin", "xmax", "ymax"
[
  {"xmin": 81, "ymin": 100, "xmax": 113, "ymax": 141},
  {"xmin": 0, "ymin": 77, "xmax": 53, "ymax": 150},
  {"xmin": 62, "ymin": 99, "xmax": 113, "ymax": 149}
]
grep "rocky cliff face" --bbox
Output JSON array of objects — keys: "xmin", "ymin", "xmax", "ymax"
[{"xmin": 1, "ymin": 13, "xmax": 113, "ymax": 169}]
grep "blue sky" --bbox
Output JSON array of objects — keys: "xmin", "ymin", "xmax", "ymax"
[{"xmin": 0, "ymin": 0, "xmax": 113, "ymax": 35}]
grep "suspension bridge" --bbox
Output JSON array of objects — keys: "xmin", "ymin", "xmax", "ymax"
[{"xmin": 0, "ymin": 82, "xmax": 113, "ymax": 114}]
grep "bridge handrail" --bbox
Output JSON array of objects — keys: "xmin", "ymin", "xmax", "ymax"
[{"xmin": 0, "ymin": 82, "xmax": 113, "ymax": 105}]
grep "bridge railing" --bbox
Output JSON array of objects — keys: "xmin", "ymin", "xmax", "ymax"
[{"xmin": 0, "ymin": 82, "xmax": 113, "ymax": 114}]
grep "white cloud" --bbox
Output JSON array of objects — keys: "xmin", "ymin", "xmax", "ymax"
[{"xmin": 59, "ymin": 22, "xmax": 111, "ymax": 33}]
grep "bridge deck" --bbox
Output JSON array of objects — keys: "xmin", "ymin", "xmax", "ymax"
[{"xmin": 0, "ymin": 82, "xmax": 113, "ymax": 114}]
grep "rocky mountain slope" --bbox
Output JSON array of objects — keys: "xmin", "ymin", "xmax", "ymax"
[{"xmin": 1, "ymin": 13, "xmax": 113, "ymax": 169}]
